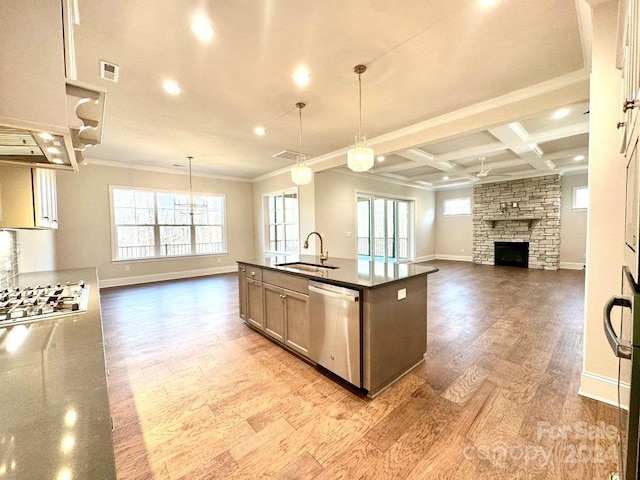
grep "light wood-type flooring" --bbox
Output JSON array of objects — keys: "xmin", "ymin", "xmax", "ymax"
[{"xmin": 101, "ymin": 261, "xmax": 621, "ymax": 479}]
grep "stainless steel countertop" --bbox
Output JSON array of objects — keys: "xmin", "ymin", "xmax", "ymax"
[
  {"xmin": 237, "ymin": 255, "xmax": 438, "ymax": 288},
  {"xmin": 0, "ymin": 268, "xmax": 116, "ymax": 479}
]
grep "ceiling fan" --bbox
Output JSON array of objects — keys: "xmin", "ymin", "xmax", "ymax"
[
  {"xmin": 477, "ymin": 157, "xmax": 492, "ymax": 177},
  {"xmin": 476, "ymin": 156, "xmax": 510, "ymax": 179}
]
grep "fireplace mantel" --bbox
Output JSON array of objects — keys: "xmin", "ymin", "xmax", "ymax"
[{"xmin": 484, "ymin": 216, "xmax": 541, "ymax": 228}]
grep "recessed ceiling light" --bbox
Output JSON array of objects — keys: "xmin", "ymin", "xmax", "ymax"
[
  {"xmin": 293, "ymin": 67, "xmax": 310, "ymax": 86},
  {"xmin": 47, "ymin": 147, "xmax": 61, "ymax": 154},
  {"xmin": 39, "ymin": 133, "xmax": 54, "ymax": 141},
  {"xmin": 480, "ymin": 0, "xmax": 499, "ymax": 6},
  {"xmin": 191, "ymin": 16, "xmax": 214, "ymax": 41},
  {"xmin": 163, "ymin": 80, "xmax": 181, "ymax": 95},
  {"xmin": 52, "ymin": 158, "xmax": 64, "ymax": 164},
  {"xmin": 376, "ymin": 156, "xmax": 385, "ymax": 162},
  {"xmin": 552, "ymin": 108, "xmax": 570, "ymax": 119},
  {"xmin": 254, "ymin": 126, "xmax": 266, "ymax": 136},
  {"xmin": 443, "ymin": 176, "xmax": 449, "ymax": 181},
  {"xmin": 574, "ymin": 155, "xmax": 585, "ymax": 161}
]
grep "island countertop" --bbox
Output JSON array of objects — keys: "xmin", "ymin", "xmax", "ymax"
[
  {"xmin": 0, "ymin": 268, "xmax": 116, "ymax": 479},
  {"xmin": 237, "ymin": 255, "xmax": 438, "ymax": 288}
]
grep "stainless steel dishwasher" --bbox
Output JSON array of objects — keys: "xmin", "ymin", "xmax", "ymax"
[{"xmin": 308, "ymin": 281, "xmax": 361, "ymax": 387}]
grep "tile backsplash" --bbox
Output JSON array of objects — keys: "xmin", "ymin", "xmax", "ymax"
[{"xmin": 0, "ymin": 230, "xmax": 18, "ymax": 289}]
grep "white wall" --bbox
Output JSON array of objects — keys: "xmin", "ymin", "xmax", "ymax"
[
  {"xmin": 313, "ymin": 170, "xmax": 436, "ymax": 260},
  {"xmin": 55, "ymin": 163, "xmax": 254, "ymax": 286},
  {"xmin": 580, "ymin": 0, "xmax": 627, "ymax": 406},
  {"xmin": 560, "ymin": 173, "xmax": 588, "ymax": 267},
  {"xmin": 435, "ymin": 187, "xmax": 473, "ymax": 260}
]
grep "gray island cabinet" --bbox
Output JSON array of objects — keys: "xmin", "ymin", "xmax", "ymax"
[{"xmin": 237, "ymin": 255, "xmax": 438, "ymax": 397}]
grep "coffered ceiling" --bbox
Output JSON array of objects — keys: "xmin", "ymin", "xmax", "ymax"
[{"xmin": 73, "ymin": 0, "xmax": 591, "ymax": 187}]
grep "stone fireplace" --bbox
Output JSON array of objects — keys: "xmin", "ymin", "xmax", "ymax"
[{"xmin": 472, "ymin": 175, "xmax": 561, "ymax": 270}]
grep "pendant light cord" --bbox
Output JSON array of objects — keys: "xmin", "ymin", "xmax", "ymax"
[
  {"xmin": 299, "ymin": 105, "xmax": 303, "ymax": 161},
  {"xmin": 358, "ymin": 72, "xmax": 363, "ymax": 136}
]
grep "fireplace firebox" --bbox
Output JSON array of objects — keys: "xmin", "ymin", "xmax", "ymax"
[{"xmin": 494, "ymin": 241, "xmax": 529, "ymax": 268}]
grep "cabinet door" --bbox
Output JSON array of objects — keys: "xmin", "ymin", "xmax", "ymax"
[
  {"xmin": 284, "ymin": 289, "xmax": 310, "ymax": 356},
  {"xmin": 263, "ymin": 284, "xmax": 285, "ymax": 342},
  {"xmin": 246, "ymin": 278, "xmax": 264, "ymax": 330},
  {"xmin": 33, "ymin": 168, "xmax": 58, "ymax": 229},
  {"xmin": 238, "ymin": 265, "xmax": 247, "ymax": 320}
]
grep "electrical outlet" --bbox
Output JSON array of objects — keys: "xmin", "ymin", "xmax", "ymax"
[
  {"xmin": 461, "ymin": 248, "xmax": 465, "ymax": 253},
  {"xmin": 609, "ymin": 473, "xmax": 620, "ymax": 480},
  {"xmin": 125, "ymin": 265, "xmax": 130, "ymax": 272},
  {"xmin": 217, "ymin": 257, "xmax": 222, "ymax": 263},
  {"xmin": 397, "ymin": 288, "xmax": 406, "ymax": 300},
  {"xmin": 346, "ymin": 232, "xmax": 353, "ymax": 238}
]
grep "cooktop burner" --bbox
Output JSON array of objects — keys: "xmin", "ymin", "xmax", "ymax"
[{"xmin": 0, "ymin": 281, "xmax": 89, "ymax": 327}]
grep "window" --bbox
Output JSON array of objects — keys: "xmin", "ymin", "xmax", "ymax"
[
  {"xmin": 573, "ymin": 186, "xmax": 589, "ymax": 210},
  {"xmin": 264, "ymin": 190, "xmax": 299, "ymax": 254},
  {"xmin": 110, "ymin": 186, "xmax": 226, "ymax": 260},
  {"xmin": 357, "ymin": 194, "xmax": 414, "ymax": 262},
  {"xmin": 443, "ymin": 197, "xmax": 472, "ymax": 216}
]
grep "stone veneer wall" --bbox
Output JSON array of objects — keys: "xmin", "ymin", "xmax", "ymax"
[{"xmin": 473, "ymin": 174, "xmax": 561, "ymax": 270}]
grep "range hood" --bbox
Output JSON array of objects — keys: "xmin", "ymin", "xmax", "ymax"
[{"xmin": 0, "ymin": 126, "xmax": 76, "ymax": 169}]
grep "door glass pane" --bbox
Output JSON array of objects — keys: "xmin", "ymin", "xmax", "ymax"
[
  {"xmin": 373, "ymin": 199, "xmax": 385, "ymax": 259},
  {"xmin": 387, "ymin": 200, "xmax": 395, "ymax": 259},
  {"xmin": 357, "ymin": 198, "xmax": 370, "ymax": 257},
  {"xmin": 398, "ymin": 201, "xmax": 408, "ymax": 260}
]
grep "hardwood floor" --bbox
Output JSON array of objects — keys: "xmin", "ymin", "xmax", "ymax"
[{"xmin": 101, "ymin": 261, "xmax": 621, "ymax": 479}]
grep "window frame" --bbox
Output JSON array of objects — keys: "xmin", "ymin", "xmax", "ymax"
[
  {"xmin": 442, "ymin": 197, "xmax": 472, "ymax": 216},
  {"xmin": 572, "ymin": 186, "xmax": 589, "ymax": 210},
  {"xmin": 262, "ymin": 188, "xmax": 300, "ymax": 255},
  {"xmin": 109, "ymin": 185, "xmax": 227, "ymax": 262}
]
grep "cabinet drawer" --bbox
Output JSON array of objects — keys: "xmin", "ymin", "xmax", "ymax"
[
  {"xmin": 263, "ymin": 269, "xmax": 308, "ymax": 294},
  {"xmin": 244, "ymin": 266, "xmax": 263, "ymax": 282}
]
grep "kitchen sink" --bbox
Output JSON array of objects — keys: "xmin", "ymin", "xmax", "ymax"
[{"xmin": 276, "ymin": 262, "xmax": 339, "ymax": 272}]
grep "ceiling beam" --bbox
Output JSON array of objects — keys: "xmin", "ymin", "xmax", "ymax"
[
  {"xmin": 525, "ymin": 120, "xmax": 590, "ymax": 143},
  {"xmin": 488, "ymin": 123, "xmax": 553, "ymax": 171}
]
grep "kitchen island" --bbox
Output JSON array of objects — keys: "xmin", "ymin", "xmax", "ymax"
[
  {"xmin": 0, "ymin": 268, "xmax": 116, "ymax": 479},
  {"xmin": 237, "ymin": 255, "xmax": 438, "ymax": 397}
]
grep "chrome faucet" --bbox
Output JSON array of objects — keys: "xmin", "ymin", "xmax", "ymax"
[{"xmin": 303, "ymin": 231, "xmax": 328, "ymax": 262}]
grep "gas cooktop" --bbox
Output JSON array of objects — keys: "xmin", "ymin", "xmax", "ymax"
[{"xmin": 0, "ymin": 281, "xmax": 89, "ymax": 327}]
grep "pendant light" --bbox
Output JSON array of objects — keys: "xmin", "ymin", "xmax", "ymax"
[
  {"xmin": 347, "ymin": 64, "xmax": 374, "ymax": 172},
  {"xmin": 175, "ymin": 156, "xmax": 207, "ymax": 216},
  {"xmin": 291, "ymin": 102, "xmax": 313, "ymax": 185}
]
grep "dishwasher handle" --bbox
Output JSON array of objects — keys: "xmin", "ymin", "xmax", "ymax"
[
  {"xmin": 603, "ymin": 295, "xmax": 632, "ymax": 360},
  {"xmin": 309, "ymin": 284, "xmax": 359, "ymax": 302}
]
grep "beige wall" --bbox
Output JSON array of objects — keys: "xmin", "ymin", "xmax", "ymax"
[
  {"xmin": 581, "ymin": 0, "xmax": 627, "ymax": 406},
  {"xmin": 435, "ymin": 187, "xmax": 473, "ymax": 259},
  {"xmin": 560, "ymin": 173, "xmax": 588, "ymax": 266},
  {"xmin": 313, "ymin": 170, "xmax": 436, "ymax": 260},
  {"xmin": 55, "ymin": 163, "xmax": 254, "ymax": 286}
]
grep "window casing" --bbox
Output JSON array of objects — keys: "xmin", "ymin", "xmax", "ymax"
[
  {"xmin": 443, "ymin": 197, "xmax": 472, "ymax": 216},
  {"xmin": 110, "ymin": 186, "xmax": 226, "ymax": 261},
  {"xmin": 264, "ymin": 189, "xmax": 299, "ymax": 254},
  {"xmin": 573, "ymin": 186, "xmax": 589, "ymax": 210}
]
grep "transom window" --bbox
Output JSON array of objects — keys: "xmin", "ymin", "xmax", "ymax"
[
  {"xmin": 110, "ymin": 186, "xmax": 226, "ymax": 260},
  {"xmin": 443, "ymin": 197, "xmax": 472, "ymax": 216},
  {"xmin": 264, "ymin": 190, "xmax": 299, "ymax": 254}
]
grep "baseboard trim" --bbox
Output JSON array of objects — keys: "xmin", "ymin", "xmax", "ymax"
[
  {"xmin": 579, "ymin": 371, "xmax": 629, "ymax": 409},
  {"xmin": 436, "ymin": 254, "xmax": 473, "ymax": 262},
  {"xmin": 100, "ymin": 265, "xmax": 238, "ymax": 288},
  {"xmin": 414, "ymin": 255, "xmax": 437, "ymax": 262},
  {"xmin": 560, "ymin": 262, "xmax": 585, "ymax": 270}
]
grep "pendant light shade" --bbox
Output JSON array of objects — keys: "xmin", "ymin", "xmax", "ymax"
[
  {"xmin": 291, "ymin": 102, "xmax": 313, "ymax": 185},
  {"xmin": 347, "ymin": 64, "xmax": 374, "ymax": 173}
]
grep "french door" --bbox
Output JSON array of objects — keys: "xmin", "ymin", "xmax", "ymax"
[{"xmin": 357, "ymin": 195, "xmax": 412, "ymax": 262}]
